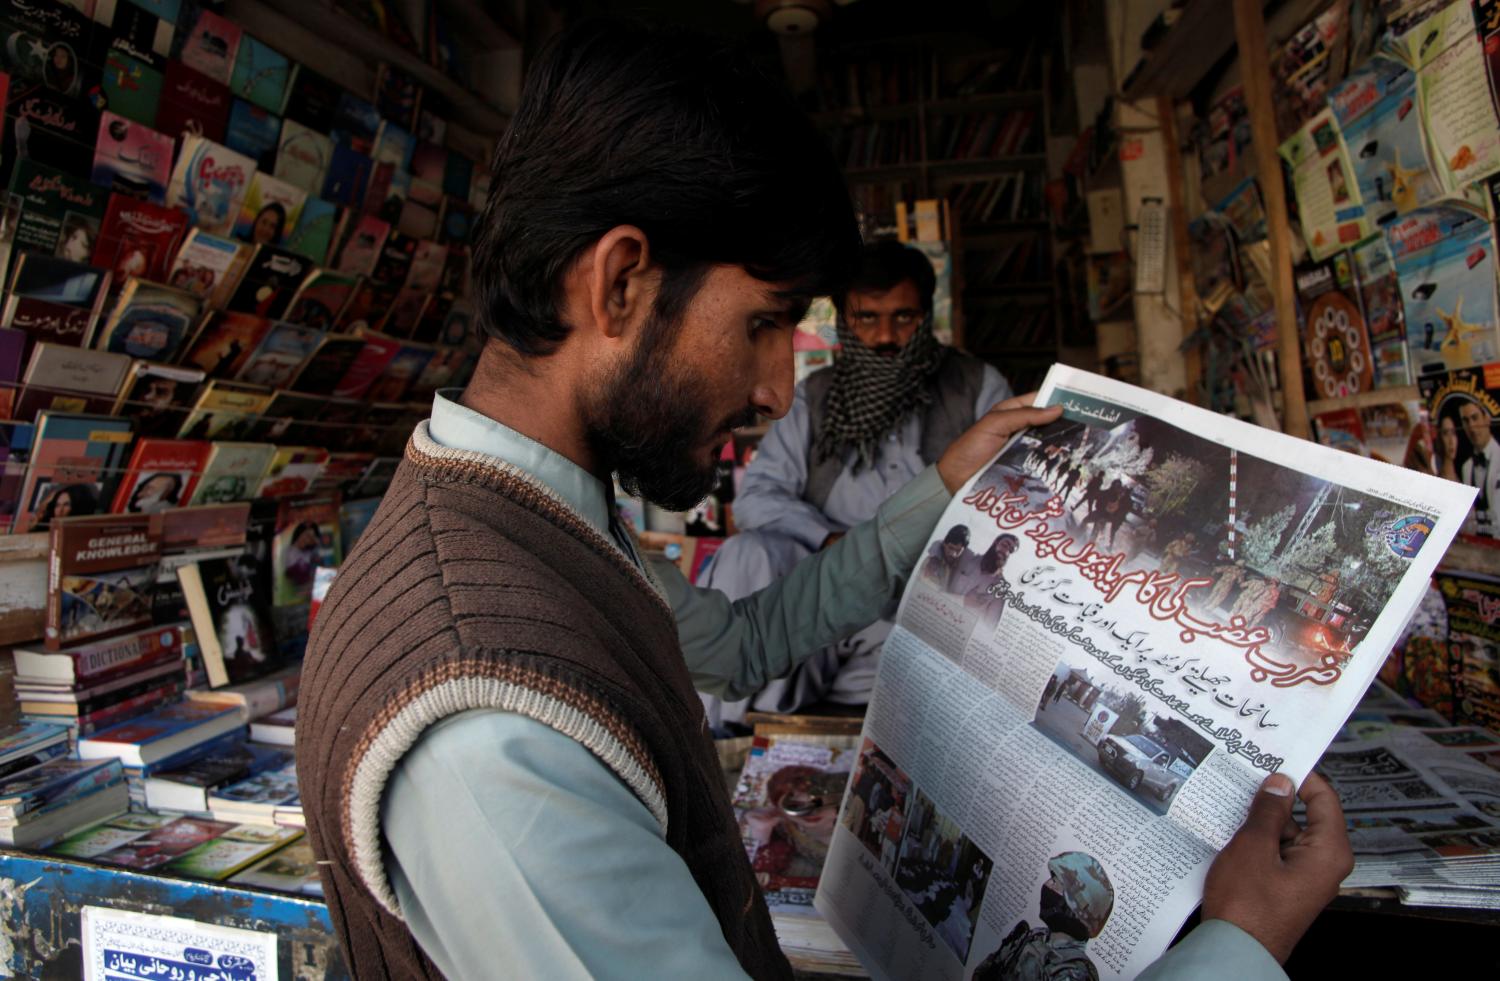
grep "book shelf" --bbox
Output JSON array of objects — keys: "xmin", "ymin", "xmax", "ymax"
[{"xmin": 814, "ymin": 42, "xmax": 1058, "ymax": 387}]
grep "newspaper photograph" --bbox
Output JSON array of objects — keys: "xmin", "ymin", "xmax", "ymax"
[{"xmin": 815, "ymin": 366, "xmax": 1476, "ymax": 980}]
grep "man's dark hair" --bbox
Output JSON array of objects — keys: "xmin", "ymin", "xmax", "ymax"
[
  {"xmin": 943, "ymin": 525, "xmax": 970, "ymax": 547},
  {"xmin": 833, "ymin": 240, "xmax": 937, "ymax": 322},
  {"xmin": 472, "ymin": 18, "xmax": 860, "ymax": 357}
]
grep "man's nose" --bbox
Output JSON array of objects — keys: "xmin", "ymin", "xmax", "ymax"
[{"xmin": 751, "ymin": 335, "xmax": 795, "ymax": 420}]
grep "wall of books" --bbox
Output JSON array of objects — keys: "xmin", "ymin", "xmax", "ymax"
[{"xmin": 0, "ymin": 0, "xmax": 493, "ymax": 955}]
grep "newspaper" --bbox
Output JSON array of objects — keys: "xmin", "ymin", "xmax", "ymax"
[{"xmin": 814, "ymin": 366, "xmax": 1476, "ymax": 980}]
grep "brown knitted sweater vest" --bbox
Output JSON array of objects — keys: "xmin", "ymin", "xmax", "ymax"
[{"xmin": 295, "ymin": 423, "xmax": 791, "ymax": 980}]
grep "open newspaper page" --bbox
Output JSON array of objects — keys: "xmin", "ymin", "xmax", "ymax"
[{"xmin": 814, "ymin": 366, "xmax": 1475, "ymax": 980}]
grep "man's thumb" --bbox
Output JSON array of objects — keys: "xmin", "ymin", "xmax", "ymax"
[{"xmin": 1235, "ymin": 773, "xmax": 1297, "ymax": 854}]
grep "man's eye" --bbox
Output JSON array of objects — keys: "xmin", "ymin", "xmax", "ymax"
[{"xmin": 751, "ymin": 317, "xmax": 777, "ymax": 334}]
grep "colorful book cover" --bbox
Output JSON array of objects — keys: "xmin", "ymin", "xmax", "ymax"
[
  {"xmin": 320, "ymin": 139, "xmax": 371, "ymax": 208},
  {"xmin": 0, "ymin": 757, "xmax": 121, "ymax": 820},
  {"xmin": 282, "ymin": 64, "xmax": 338, "ymax": 132},
  {"xmin": 91, "ymin": 193, "xmax": 187, "ymax": 284},
  {"xmin": 273, "ymin": 117, "xmax": 331, "ymax": 195},
  {"xmin": 272, "ymin": 496, "xmax": 340, "ymax": 608},
  {"xmin": 330, "ymin": 331, "xmax": 399, "ymax": 399},
  {"xmin": 4, "ymin": 82, "xmax": 99, "ymax": 179},
  {"xmin": 330, "ymin": 90, "xmax": 378, "ymax": 153},
  {"xmin": 315, "ymin": 452, "xmax": 372, "ymax": 495},
  {"xmin": 95, "ymin": 277, "xmax": 200, "ymax": 360},
  {"xmin": 283, "ymin": 271, "xmax": 359, "ymax": 330},
  {"xmin": 364, "ymin": 342, "xmax": 433, "ymax": 403},
  {"xmin": 370, "ymin": 119, "xmax": 414, "ymax": 170},
  {"xmin": 1409, "ymin": 2, "xmax": 1500, "ymax": 194},
  {"xmin": 2, "ymin": 298, "xmax": 92, "ymax": 359},
  {"xmin": 233, "ymin": 171, "xmax": 305, "ymax": 246},
  {"xmin": 338, "ymin": 495, "xmax": 380, "ymax": 551},
  {"xmin": 222, "ymin": 97, "xmax": 280, "ymax": 172},
  {"xmin": 1421, "ymin": 364, "xmax": 1500, "ymax": 546},
  {"xmin": 111, "ymin": 361, "xmax": 203, "ymax": 439},
  {"xmin": 254, "ymin": 446, "xmax": 327, "ymax": 499},
  {"xmin": 174, "ymin": 8, "xmax": 240, "ymax": 85},
  {"xmin": 180, "ymin": 311, "xmax": 274, "ymax": 379},
  {"xmin": 90, "ymin": 110, "xmax": 172, "ymax": 203},
  {"xmin": 175, "ymin": 383, "xmax": 270, "ymax": 443},
  {"xmin": 234, "ymin": 322, "xmax": 321, "ymax": 389},
  {"xmin": 1352, "ymin": 234, "xmax": 1411, "ymax": 388},
  {"xmin": 9, "ymin": 250, "xmax": 107, "ymax": 306},
  {"xmin": 331, "ymin": 213, "xmax": 388, "ymax": 276},
  {"xmin": 8, "ymin": 158, "xmax": 108, "ymax": 258},
  {"xmin": 178, "ymin": 551, "xmax": 277, "ymax": 685},
  {"xmin": 229, "ymin": 836, "xmax": 321, "ymax": 895},
  {"xmin": 165, "ymin": 227, "xmax": 245, "ymax": 300},
  {"xmin": 210, "ymin": 759, "xmax": 298, "ymax": 807},
  {"xmin": 187, "ymin": 440, "xmax": 274, "ymax": 505},
  {"xmin": 287, "ymin": 334, "xmax": 364, "ymax": 393},
  {"xmin": 0, "ymin": 0, "xmax": 91, "ymax": 96},
  {"xmin": 1278, "ymin": 108, "xmax": 1368, "ymax": 261},
  {"xmin": 48, "ymin": 810, "xmax": 181, "ymax": 859},
  {"xmin": 96, "ymin": 48, "xmax": 164, "ymax": 127},
  {"xmin": 109, "ymin": 437, "xmax": 209, "ymax": 513},
  {"xmin": 165, "ymin": 823, "xmax": 301, "ymax": 879},
  {"xmin": 12, "ymin": 411, "xmax": 132, "ymax": 532},
  {"xmin": 87, "ymin": 814, "xmax": 235, "ymax": 869},
  {"xmin": 166, "ymin": 134, "xmax": 255, "ymax": 236},
  {"xmin": 1390, "ymin": 203, "xmax": 1500, "ymax": 375},
  {"xmin": 224, "ymin": 243, "xmax": 311, "ymax": 319},
  {"xmin": 91, "ymin": 0, "xmax": 174, "ymax": 63},
  {"xmin": 228, "ymin": 33, "xmax": 288, "ymax": 114},
  {"xmin": 14, "ymin": 342, "xmax": 131, "ymax": 420},
  {"xmin": 154, "ymin": 58, "xmax": 229, "ymax": 143},
  {"xmin": 404, "ymin": 239, "xmax": 447, "ymax": 294},
  {"xmin": 283, "ymin": 196, "xmax": 336, "ymax": 264},
  {"xmin": 45, "ymin": 512, "xmax": 160, "ymax": 649}
]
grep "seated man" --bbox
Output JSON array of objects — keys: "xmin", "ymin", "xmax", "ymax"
[{"xmin": 700, "ymin": 240, "xmax": 1012, "ymax": 723}]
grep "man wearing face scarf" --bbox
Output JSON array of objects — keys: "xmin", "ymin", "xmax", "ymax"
[{"xmin": 699, "ymin": 241, "xmax": 1012, "ymax": 725}]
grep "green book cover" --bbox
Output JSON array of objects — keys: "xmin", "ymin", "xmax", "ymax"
[
  {"xmin": 163, "ymin": 824, "xmax": 302, "ymax": 880},
  {"xmin": 8, "ymin": 160, "xmax": 109, "ymax": 259},
  {"xmin": 100, "ymin": 50, "xmax": 165, "ymax": 127}
]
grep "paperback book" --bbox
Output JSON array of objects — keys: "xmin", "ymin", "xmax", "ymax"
[
  {"xmin": 13, "ymin": 342, "xmax": 131, "ymax": 421},
  {"xmin": 154, "ymin": 57, "xmax": 229, "ymax": 142},
  {"xmin": 176, "ymin": 381, "xmax": 271, "ymax": 441},
  {"xmin": 110, "ymin": 361, "xmax": 205, "ymax": 440},
  {"xmin": 165, "ymin": 227, "xmax": 247, "ymax": 302},
  {"xmin": 228, "ymin": 33, "xmax": 288, "ymax": 114},
  {"xmin": 222, "ymin": 96, "xmax": 281, "ymax": 171},
  {"xmin": 185, "ymin": 440, "xmax": 274, "ymax": 505},
  {"xmin": 274, "ymin": 117, "xmax": 332, "ymax": 195},
  {"xmin": 234, "ymin": 321, "xmax": 321, "ymax": 389},
  {"xmin": 166, "ymin": 134, "xmax": 254, "ymax": 236},
  {"xmin": 13, "ymin": 410, "xmax": 133, "ymax": 532},
  {"xmin": 164, "ymin": 822, "xmax": 301, "ymax": 880},
  {"xmin": 109, "ymin": 437, "xmax": 209, "ymax": 513},
  {"xmin": 233, "ymin": 170, "xmax": 305, "ymax": 246},
  {"xmin": 8, "ymin": 158, "xmax": 107, "ymax": 259},
  {"xmin": 254, "ymin": 446, "xmax": 327, "ymax": 499},
  {"xmin": 91, "ymin": 193, "xmax": 188, "ymax": 284},
  {"xmin": 178, "ymin": 552, "xmax": 278, "ymax": 687},
  {"xmin": 180, "ymin": 311, "xmax": 273, "ymax": 379},
  {"xmin": 90, "ymin": 110, "xmax": 172, "ymax": 203},
  {"xmin": 77, "ymin": 699, "xmax": 242, "ymax": 767},
  {"xmin": 95, "ymin": 277, "xmax": 200, "ymax": 360},
  {"xmin": 45, "ymin": 511, "xmax": 161, "ymax": 649}
]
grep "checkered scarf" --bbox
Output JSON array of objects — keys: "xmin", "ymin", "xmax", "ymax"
[{"xmin": 815, "ymin": 318, "xmax": 944, "ymax": 470}]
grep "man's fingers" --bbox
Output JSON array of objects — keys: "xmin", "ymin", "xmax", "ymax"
[
  {"xmin": 976, "ymin": 404, "xmax": 1063, "ymax": 438},
  {"xmin": 1232, "ymin": 773, "xmax": 1298, "ymax": 858},
  {"xmin": 994, "ymin": 391, "xmax": 1042, "ymax": 411},
  {"xmin": 1296, "ymin": 772, "xmax": 1348, "ymax": 837}
]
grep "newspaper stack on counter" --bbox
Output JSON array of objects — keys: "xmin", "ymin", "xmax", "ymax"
[
  {"xmin": 1324, "ymin": 681, "xmax": 1500, "ymax": 908},
  {"xmin": 814, "ymin": 366, "xmax": 1475, "ymax": 981}
]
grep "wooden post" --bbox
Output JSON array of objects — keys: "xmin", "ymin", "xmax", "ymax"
[
  {"xmin": 1232, "ymin": 0, "xmax": 1310, "ymax": 438},
  {"xmin": 1159, "ymin": 96, "xmax": 1201, "ymax": 404}
]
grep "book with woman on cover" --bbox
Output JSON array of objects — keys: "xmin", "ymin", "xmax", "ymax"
[{"xmin": 816, "ymin": 366, "xmax": 1475, "ymax": 981}]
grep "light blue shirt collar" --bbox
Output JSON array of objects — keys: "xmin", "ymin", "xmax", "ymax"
[{"xmin": 428, "ymin": 389, "xmax": 615, "ymax": 544}]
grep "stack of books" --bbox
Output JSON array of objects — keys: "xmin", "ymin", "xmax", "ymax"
[
  {"xmin": 0, "ymin": 756, "xmax": 129, "ymax": 848},
  {"xmin": 76, "ymin": 700, "xmax": 246, "ymax": 806},
  {"xmin": 50, "ymin": 809, "xmax": 301, "ymax": 880},
  {"xmin": 12, "ymin": 626, "xmax": 187, "ymax": 737},
  {"xmin": 208, "ymin": 759, "xmax": 301, "ymax": 827},
  {"xmin": 143, "ymin": 738, "xmax": 293, "ymax": 815}
]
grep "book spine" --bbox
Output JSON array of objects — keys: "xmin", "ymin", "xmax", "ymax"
[
  {"xmin": 44, "ymin": 524, "xmax": 62, "ymax": 652},
  {"xmin": 0, "ymin": 742, "xmax": 70, "ymax": 781},
  {"xmin": 75, "ymin": 682, "xmax": 186, "ymax": 736}
]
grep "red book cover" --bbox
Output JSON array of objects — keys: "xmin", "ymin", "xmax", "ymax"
[
  {"xmin": 92, "ymin": 195, "xmax": 190, "ymax": 285},
  {"xmin": 181, "ymin": 312, "xmax": 275, "ymax": 379},
  {"xmin": 331, "ymin": 333, "xmax": 401, "ymax": 399},
  {"xmin": 4, "ymin": 297, "xmax": 94, "ymax": 355},
  {"xmin": 45, "ymin": 513, "xmax": 163, "ymax": 650},
  {"xmin": 154, "ymin": 60, "xmax": 231, "ymax": 144},
  {"xmin": 159, "ymin": 502, "xmax": 251, "ymax": 553},
  {"xmin": 12, "ymin": 624, "xmax": 182, "ymax": 688},
  {"xmin": 110, "ymin": 438, "xmax": 212, "ymax": 514}
]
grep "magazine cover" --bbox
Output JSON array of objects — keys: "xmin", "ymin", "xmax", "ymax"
[
  {"xmin": 45, "ymin": 512, "xmax": 161, "ymax": 649},
  {"xmin": 272, "ymin": 496, "xmax": 340, "ymax": 608},
  {"xmin": 228, "ymin": 34, "xmax": 288, "ymax": 114},
  {"xmin": 180, "ymin": 311, "xmax": 274, "ymax": 379},
  {"xmin": 176, "ymin": 382, "xmax": 272, "ymax": 442},
  {"xmin": 8, "ymin": 159, "xmax": 108, "ymax": 259},
  {"xmin": 1296, "ymin": 251, "xmax": 1375, "ymax": 399},
  {"xmin": 175, "ymin": 8, "xmax": 240, "ymax": 85},
  {"xmin": 167, "ymin": 134, "xmax": 255, "ymax": 236},
  {"xmin": 234, "ymin": 322, "xmax": 321, "ymax": 389},
  {"xmin": 112, "ymin": 362, "xmax": 205, "ymax": 439},
  {"xmin": 1409, "ymin": 2, "xmax": 1500, "ymax": 192},
  {"xmin": 97, "ymin": 48, "xmax": 164, "ymax": 128},
  {"xmin": 96, "ymin": 278, "xmax": 201, "ymax": 361},
  {"xmin": 187, "ymin": 440, "xmax": 274, "ymax": 506},
  {"xmin": 1389, "ymin": 202, "xmax": 1500, "ymax": 376},
  {"xmin": 1278, "ymin": 108, "xmax": 1368, "ymax": 261},
  {"xmin": 154, "ymin": 58, "xmax": 230, "ymax": 143},
  {"xmin": 90, "ymin": 111, "xmax": 172, "ymax": 203},
  {"xmin": 13, "ymin": 411, "xmax": 133, "ymax": 532},
  {"xmin": 92, "ymin": 194, "xmax": 188, "ymax": 285},
  {"xmin": 222, "ymin": 97, "xmax": 281, "ymax": 171},
  {"xmin": 49, "ymin": 811, "xmax": 181, "ymax": 859},
  {"xmin": 1329, "ymin": 55, "xmax": 1439, "ymax": 224},
  {"xmin": 1351, "ymin": 234, "xmax": 1411, "ymax": 388},
  {"xmin": 0, "ymin": 0, "xmax": 90, "ymax": 95},
  {"xmin": 1312, "ymin": 399, "xmax": 1427, "ymax": 468},
  {"xmin": 283, "ymin": 196, "xmax": 337, "ymax": 264},
  {"xmin": 814, "ymin": 366, "xmax": 1474, "ymax": 981},
  {"xmin": 233, "ymin": 171, "xmax": 305, "ymax": 247},
  {"xmin": 110, "ymin": 437, "xmax": 210, "ymax": 514},
  {"xmin": 1420, "ymin": 364, "xmax": 1500, "ymax": 545},
  {"xmin": 178, "ymin": 552, "xmax": 279, "ymax": 686},
  {"xmin": 274, "ymin": 117, "xmax": 332, "ymax": 195},
  {"xmin": 1428, "ymin": 571, "xmax": 1500, "ymax": 730},
  {"xmin": 165, "ymin": 228, "xmax": 245, "ymax": 300}
]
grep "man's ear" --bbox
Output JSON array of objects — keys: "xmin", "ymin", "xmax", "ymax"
[{"xmin": 588, "ymin": 225, "xmax": 654, "ymax": 340}]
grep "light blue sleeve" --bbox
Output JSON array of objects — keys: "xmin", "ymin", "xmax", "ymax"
[
  {"xmin": 383, "ymin": 710, "xmax": 753, "ymax": 981},
  {"xmin": 731, "ymin": 381, "xmax": 842, "ymax": 549},
  {"xmin": 975, "ymin": 363, "xmax": 1014, "ymax": 416},
  {"xmin": 663, "ymin": 466, "xmax": 952, "ymax": 699},
  {"xmin": 1136, "ymin": 920, "xmax": 1286, "ymax": 981}
]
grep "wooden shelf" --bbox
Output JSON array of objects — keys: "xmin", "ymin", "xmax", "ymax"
[
  {"xmin": 1306, "ymin": 385, "xmax": 1421, "ymax": 416},
  {"xmin": 1121, "ymin": 0, "xmax": 1271, "ymax": 101},
  {"xmin": 227, "ymin": 0, "xmax": 513, "ymax": 133}
]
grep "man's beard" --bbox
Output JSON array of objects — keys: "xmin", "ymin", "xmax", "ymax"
[{"xmin": 582, "ymin": 309, "xmax": 755, "ymax": 512}]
